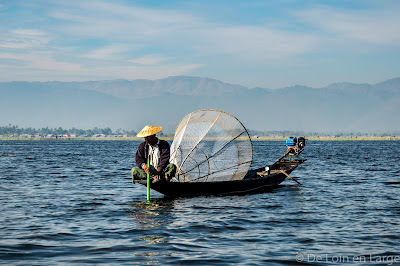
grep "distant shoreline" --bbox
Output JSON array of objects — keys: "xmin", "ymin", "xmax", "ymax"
[{"xmin": 0, "ymin": 136, "xmax": 399, "ymax": 141}]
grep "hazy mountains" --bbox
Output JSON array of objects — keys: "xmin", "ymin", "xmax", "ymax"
[{"xmin": 1, "ymin": 76, "xmax": 400, "ymax": 134}]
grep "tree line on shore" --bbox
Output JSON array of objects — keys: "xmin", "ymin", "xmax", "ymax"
[
  {"xmin": 0, "ymin": 125, "xmax": 138, "ymax": 137},
  {"xmin": 0, "ymin": 124, "xmax": 398, "ymax": 138},
  {"xmin": 247, "ymin": 130, "xmax": 398, "ymax": 138}
]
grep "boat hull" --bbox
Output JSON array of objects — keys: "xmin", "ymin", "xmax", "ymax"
[{"xmin": 136, "ymin": 159, "xmax": 306, "ymax": 197}]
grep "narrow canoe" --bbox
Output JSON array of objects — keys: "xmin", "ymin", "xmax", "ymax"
[{"xmin": 136, "ymin": 159, "xmax": 306, "ymax": 197}]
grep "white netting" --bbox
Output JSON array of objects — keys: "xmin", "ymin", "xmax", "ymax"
[{"xmin": 170, "ymin": 109, "xmax": 253, "ymax": 182}]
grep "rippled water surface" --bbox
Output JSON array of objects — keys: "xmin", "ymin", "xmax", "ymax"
[{"xmin": 1, "ymin": 140, "xmax": 399, "ymax": 265}]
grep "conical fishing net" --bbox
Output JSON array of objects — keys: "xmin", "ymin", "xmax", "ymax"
[{"xmin": 170, "ymin": 109, "xmax": 253, "ymax": 182}]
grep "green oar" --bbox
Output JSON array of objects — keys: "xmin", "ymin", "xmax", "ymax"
[{"xmin": 147, "ymin": 156, "xmax": 150, "ymax": 202}]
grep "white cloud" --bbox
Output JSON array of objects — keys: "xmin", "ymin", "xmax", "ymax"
[
  {"xmin": 0, "ymin": 29, "xmax": 50, "ymax": 49},
  {"xmin": 197, "ymin": 26, "xmax": 317, "ymax": 60},
  {"xmin": 129, "ymin": 55, "xmax": 169, "ymax": 65},
  {"xmin": 11, "ymin": 29, "xmax": 47, "ymax": 36},
  {"xmin": 0, "ymin": 52, "xmax": 83, "ymax": 72},
  {"xmin": 47, "ymin": 0, "xmax": 318, "ymax": 62},
  {"xmin": 293, "ymin": 5, "xmax": 400, "ymax": 46},
  {"xmin": 0, "ymin": 51, "xmax": 202, "ymax": 81},
  {"xmin": 2, "ymin": 0, "xmax": 400, "ymax": 85},
  {"xmin": 49, "ymin": 0, "xmax": 201, "ymax": 41},
  {"xmin": 83, "ymin": 44, "xmax": 131, "ymax": 60},
  {"xmin": 0, "ymin": 1, "xmax": 323, "ymax": 81}
]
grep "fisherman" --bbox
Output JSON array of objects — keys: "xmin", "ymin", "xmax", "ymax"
[{"xmin": 131, "ymin": 125, "xmax": 176, "ymax": 183}]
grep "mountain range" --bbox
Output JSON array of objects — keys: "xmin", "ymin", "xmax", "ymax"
[{"xmin": 1, "ymin": 76, "xmax": 400, "ymax": 134}]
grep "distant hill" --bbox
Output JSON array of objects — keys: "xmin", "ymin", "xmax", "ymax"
[
  {"xmin": 66, "ymin": 76, "xmax": 249, "ymax": 99},
  {"xmin": 1, "ymin": 76, "xmax": 400, "ymax": 133}
]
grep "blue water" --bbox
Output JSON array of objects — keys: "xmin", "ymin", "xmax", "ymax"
[{"xmin": 0, "ymin": 140, "xmax": 399, "ymax": 265}]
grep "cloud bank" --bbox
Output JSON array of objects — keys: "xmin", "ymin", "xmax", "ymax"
[{"xmin": 0, "ymin": 0, "xmax": 399, "ymax": 87}]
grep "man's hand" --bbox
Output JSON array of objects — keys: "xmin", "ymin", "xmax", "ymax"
[
  {"xmin": 143, "ymin": 164, "xmax": 150, "ymax": 174},
  {"xmin": 153, "ymin": 174, "xmax": 168, "ymax": 181}
]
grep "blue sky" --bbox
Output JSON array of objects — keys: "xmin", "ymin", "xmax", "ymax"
[{"xmin": 1, "ymin": 0, "xmax": 399, "ymax": 88}]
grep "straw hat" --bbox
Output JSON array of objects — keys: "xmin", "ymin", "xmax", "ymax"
[{"xmin": 136, "ymin": 125, "xmax": 162, "ymax": 137}]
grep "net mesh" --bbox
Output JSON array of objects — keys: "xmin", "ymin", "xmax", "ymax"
[{"xmin": 170, "ymin": 109, "xmax": 253, "ymax": 182}]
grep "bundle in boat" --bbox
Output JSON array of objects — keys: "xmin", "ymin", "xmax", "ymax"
[{"xmin": 170, "ymin": 109, "xmax": 253, "ymax": 182}]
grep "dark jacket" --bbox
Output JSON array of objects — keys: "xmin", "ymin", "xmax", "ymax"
[{"xmin": 135, "ymin": 139, "xmax": 170, "ymax": 170}]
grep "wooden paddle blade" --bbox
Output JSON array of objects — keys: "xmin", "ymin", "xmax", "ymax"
[{"xmin": 280, "ymin": 170, "xmax": 302, "ymax": 186}]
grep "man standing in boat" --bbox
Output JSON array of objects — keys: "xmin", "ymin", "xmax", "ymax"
[{"xmin": 131, "ymin": 125, "xmax": 176, "ymax": 183}]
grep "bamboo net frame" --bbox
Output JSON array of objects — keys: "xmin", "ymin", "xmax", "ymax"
[{"xmin": 170, "ymin": 109, "xmax": 253, "ymax": 182}]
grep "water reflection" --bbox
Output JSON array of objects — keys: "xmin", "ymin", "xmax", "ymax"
[
  {"xmin": 129, "ymin": 199, "xmax": 175, "ymax": 261},
  {"xmin": 129, "ymin": 199, "xmax": 175, "ymax": 228}
]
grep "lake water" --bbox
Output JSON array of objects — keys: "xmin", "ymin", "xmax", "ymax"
[{"xmin": 0, "ymin": 140, "xmax": 399, "ymax": 265}]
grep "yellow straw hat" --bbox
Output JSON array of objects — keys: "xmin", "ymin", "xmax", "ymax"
[{"xmin": 136, "ymin": 125, "xmax": 162, "ymax": 137}]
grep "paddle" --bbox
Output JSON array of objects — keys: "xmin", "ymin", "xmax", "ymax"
[
  {"xmin": 280, "ymin": 170, "xmax": 302, "ymax": 186},
  {"xmin": 147, "ymin": 145, "xmax": 150, "ymax": 202},
  {"xmin": 259, "ymin": 169, "xmax": 302, "ymax": 186}
]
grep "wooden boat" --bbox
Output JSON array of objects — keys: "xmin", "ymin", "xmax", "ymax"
[
  {"xmin": 136, "ymin": 157, "xmax": 306, "ymax": 197},
  {"xmin": 135, "ymin": 110, "xmax": 307, "ymax": 197}
]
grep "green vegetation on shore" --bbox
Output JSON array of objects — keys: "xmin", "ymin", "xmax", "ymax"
[
  {"xmin": 0, "ymin": 125, "xmax": 138, "ymax": 138},
  {"xmin": 0, "ymin": 136, "xmax": 399, "ymax": 141},
  {"xmin": 0, "ymin": 124, "xmax": 399, "ymax": 141}
]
